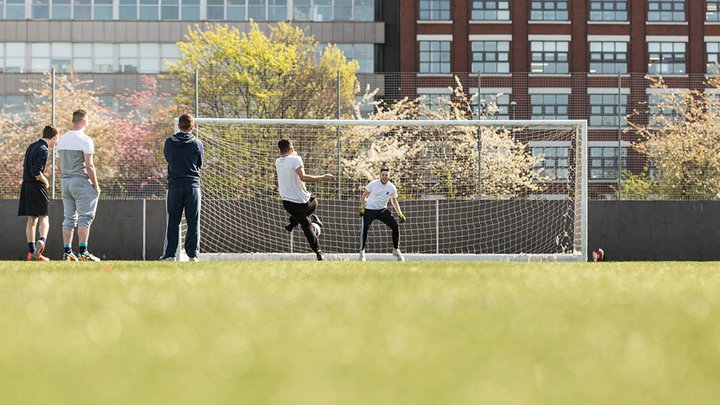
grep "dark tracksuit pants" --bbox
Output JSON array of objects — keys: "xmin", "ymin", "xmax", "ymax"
[
  {"xmin": 361, "ymin": 208, "xmax": 399, "ymax": 251},
  {"xmin": 283, "ymin": 197, "xmax": 320, "ymax": 253},
  {"xmin": 164, "ymin": 185, "xmax": 201, "ymax": 258}
]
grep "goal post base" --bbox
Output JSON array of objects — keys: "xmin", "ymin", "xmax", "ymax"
[{"xmin": 197, "ymin": 253, "xmax": 585, "ymax": 262}]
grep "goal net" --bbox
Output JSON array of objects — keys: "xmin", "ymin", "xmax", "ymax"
[{"xmin": 180, "ymin": 118, "xmax": 587, "ymax": 261}]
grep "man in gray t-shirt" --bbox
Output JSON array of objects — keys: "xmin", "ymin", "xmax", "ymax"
[{"xmin": 56, "ymin": 109, "xmax": 101, "ymax": 262}]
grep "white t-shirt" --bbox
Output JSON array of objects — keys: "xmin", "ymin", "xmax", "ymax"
[
  {"xmin": 364, "ymin": 179, "xmax": 398, "ymax": 210},
  {"xmin": 276, "ymin": 154, "xmax": 311, "ymax": 203},
  {"xmin": 56, "ymin": 129, "xmax": 94, "ymax": 179}
]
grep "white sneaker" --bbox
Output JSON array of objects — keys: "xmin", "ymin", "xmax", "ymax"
[
  {"xmin": 359, "ymin": 250, "xmax": 366, "ymax": 262},
  {"xmin": 393, "ymin": 248, "xmax": 405, "ymax": 262},
  {"xmin": 188, "ymin": 257, "xmax": 199, "ymax": 262}
]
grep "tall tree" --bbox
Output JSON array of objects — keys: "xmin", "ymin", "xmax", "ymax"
[
  {"xmin": 628, "ymin": 77, "xmax": 720, "ymax": 199},
  {"xmin": 167, "ymin": 22, "xmax": 359, "ymax": 119}
]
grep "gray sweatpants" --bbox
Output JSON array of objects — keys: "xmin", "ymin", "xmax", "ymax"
[{"xmin": 61, "ymin": 177, "xmax": 99, "ymax": 230}]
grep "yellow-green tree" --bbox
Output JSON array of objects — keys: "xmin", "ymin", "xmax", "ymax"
[
  {"xmin": 166, "ymin": 22, "xmax": 359, "ymax": 199},
  {"xmin": 628, "ymin": 77, "xmax": 720, "ymax": 199},
  {"xmin": 167, "ymin": 22, "xmax": 359, "ymax": 119}
]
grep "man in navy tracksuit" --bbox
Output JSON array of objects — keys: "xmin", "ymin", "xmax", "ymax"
[{"xmin": 160, "ymin": 114, "xmax": 204, "ymax": 261}]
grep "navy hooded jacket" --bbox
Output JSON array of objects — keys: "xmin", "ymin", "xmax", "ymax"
[{"xmin": 164, "ymin": 132, "xmax": 204, "ymax": 189}]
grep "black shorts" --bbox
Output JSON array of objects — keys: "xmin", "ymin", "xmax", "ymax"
[{"xmin": 18, "ymin": 181, "xmax": 49, "ymax": 217}]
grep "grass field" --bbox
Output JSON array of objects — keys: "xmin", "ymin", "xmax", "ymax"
[{"xmin": 1, "ymin": 261, "xmax": 720, "ymax": 404}]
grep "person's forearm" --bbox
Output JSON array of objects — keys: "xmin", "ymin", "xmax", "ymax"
[
  {"xmin": 300, "ymin": 174, "xmax": 329, "ymax": 182},
  {"xmin": 35, "ymin": 173, "xmax": 49, "ymax": 187},
  {"xmin": 87, "ymin": 165, "xmax": 99, "ymax": 188}
]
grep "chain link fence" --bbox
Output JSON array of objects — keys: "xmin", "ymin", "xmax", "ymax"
[{"xmin": 0, "ymin": 70, "xmax": 717, "ymax": 201}]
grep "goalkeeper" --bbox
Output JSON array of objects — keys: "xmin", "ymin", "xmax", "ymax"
[{"xmin": 358, "ymin": 167, "xmax": 406, "ymax": 262}]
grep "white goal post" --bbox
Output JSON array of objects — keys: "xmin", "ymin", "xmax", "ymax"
[{"xmin": 173, "ymin": 118, "xmax": 587, "ymax": 262}]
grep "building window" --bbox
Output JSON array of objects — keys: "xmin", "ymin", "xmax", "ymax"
[
  {"xmin": 589, "ymin": 0, "xmax": 627, "ymax": 21},
  {"xmin": 589, "ymin": 146, "xmax": 627, "ymax": 180},
  {"xmin": 471, "ymin": 41, "xmax": 510, "ymax": 74},
  {"xmin": 94, "ymin": 0, "xmax": 112, "ymax": 19},
  {"xmin": 648, "ymin": 93, "xmax": 684, "ymax": 124},
  {"xmin": 648, "ymin": 0, "xmax": 685, "ymax": 22},
  {"xmin": 4, "ymin": 42, "xmax": 180, "ymax": 73},
  {"xmin": 648, "ymin": 42, "xmax": 686, "ymax": 75},
  {"xmin": 6, "ymin": 0, "xmax": 26, "ymax": 19},
  {"xmin": 708, "ymin": 1, "xmax": 720, "ymax": 22},
  {"xmin": 708, "ymin": 43, "xmax": 720, "ymax": 74},
  {"xmin": 530, "ymin": 41, "xmax": 569, "ymax": 74},
  {"xmin": 181, "ymin": 0, "xmax": 200, "ymax": 19},
  {"xmin": 532, "ymin": 146, "xmax": 569, "ymax": 180},
  {"xmin": 531, "ymin": 94, "xmax": 569, "ymax": 119},
  {"xmin": 206, "ymin": 0, "xmax": 224, "ymax": 19},
  {"xmin": 471, "ymin": 0, "xmax": 509, "ymax": 21},
  {"xmin": 475, "ymin": 92, "xmax": 510, "ymax": 119},
  {"xmin": 419, "ymin": 41, "xmax": 451, "ymax": 74},
  {"xmin": 32, "ymin": 0, "xmax": 49, "ymax": 19},
  {"xmin": 589, "ymin": 93, "xmax": 627, "ymax": 127},
  {"xmin": 418, "ymin": 93, "xmax": 450, "ymax": 113},
  {"xmin": 0, "ymin": 43, "xmax": 26, "ymax": 72},
  {"xmin": 52, "ymin": 0, "xmax": 72, "ymax": 18},
  {"xmin": 0, "ymin": 95, "xmax": 27, "ymax": 114},
  {"xmin": 332, "ymin": 43, "xmax": 374, "ymax": 73},
  {"xmin": 589, "ymin": 42, "xmax": 627, "ymax": 74},
  {"xmin": 530, "ymin": 0, "xmax": 568, "ymax": 21},
  {"xmin": 419, "ymin": 0, "xmax": 449, "ymax": 20}
]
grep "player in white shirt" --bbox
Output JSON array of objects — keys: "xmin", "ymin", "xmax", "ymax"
[
  {"xmin": 275, "ymin": 137, "xmax": 335, "ymax": 261},
  {"xmin": 358, "ymin": 167, "xmax": 406, "ymax": 262}
]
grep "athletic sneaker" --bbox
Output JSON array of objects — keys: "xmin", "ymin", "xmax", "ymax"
[
  {"xmin": 78, "ymin": 251, "xmax": 101, "ymax": 262},
  {"xmin": 158, "ymin": 255, "xmax": 175, "ymax": 261},
  {"xmin": 188, "ymin": 257, "xmax": 199, "ymax": 262},
  {"xmin": 63, "ymin": 252, "xmax": 78, "ymax": 261},
  {"xmin": 392, "ymin": 248, "xmax": 405, "ymax": 262},
  {"xmin": 32, "ymin": 239, "xmax": 46, "ymax": 260},
  {"xmin": 310, "ymin": 214, "xmax": 323, "ymax": 228},
  {"xmin": 359, "ymin": 250, "xmax": 366, "ymax": 262},
  {"xmin": 316, "ymin": 250, "xmax": 325, "ymax": 261},
  {"xmin": 26, "ymin": 252, "xmax": 50, "ymax": 261}
]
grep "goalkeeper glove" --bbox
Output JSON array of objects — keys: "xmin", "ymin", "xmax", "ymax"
[
  {"xmin": 358, "ymin": 207, "xmax": 365, "ymax": 217},
  {"xmin": 398, "ymin": 213, "xmax": 406, "ymax": 223}
]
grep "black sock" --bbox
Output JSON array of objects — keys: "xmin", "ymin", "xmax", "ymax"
[
  {"xmin": 64, "ymin": 246, "xmax": 72, "ymax": 254},
  {"xmin": 38, "ymin": 236, "xmax": 46, "ymax": 243},
  {"xmin": 28, "ymin": 242, "xmax": 35, "ymax": 254}
]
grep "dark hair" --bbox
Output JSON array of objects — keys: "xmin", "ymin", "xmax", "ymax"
[
  {"xmin": 72, "ymin": 109, "xmax": 87, "ymax": 124},
  {"xmin": 178, "ymin": 114, "xmax": 194, "ymax": 131},
  {"xmin": 42, "ymin": 125, "xmax": 58, "ymax": 139},
  {"xmin": 380, "ymin": 166, "xmax": 389, "ymax": 173},
  {"xmin": 278, "ymin": 138, "xmax": 292, "ymax": 153}
]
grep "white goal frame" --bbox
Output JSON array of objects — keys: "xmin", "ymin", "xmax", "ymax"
[{"xmin": 174, "ymin": 118, "xmax": 588, "ymax": 262}]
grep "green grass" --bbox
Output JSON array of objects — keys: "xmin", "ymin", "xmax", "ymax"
[{"xmin": 2, "ymin": 261, "xmax": 720, "ymax": 404}]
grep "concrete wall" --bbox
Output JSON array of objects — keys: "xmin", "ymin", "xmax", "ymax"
[
  {"xmin": 588, "ymin": 201, "xmax": 720, "ymax": 261},
  {"xmin": 3, "ymin": 199, "xmax": 720, "ymax": 261},
  {"xmin": 1, "ymin": 199, "xmax": 165, "ymax": 261}
]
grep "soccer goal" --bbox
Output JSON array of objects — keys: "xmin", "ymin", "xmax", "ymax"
[{"xmin": 178, "ymin": 118, "xmax": 587, "ymax": 261}]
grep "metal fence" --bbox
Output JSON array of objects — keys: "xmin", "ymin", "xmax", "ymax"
[{"xmin": 0, "ymin": 70, "xmax": 717, "ymax": 200}]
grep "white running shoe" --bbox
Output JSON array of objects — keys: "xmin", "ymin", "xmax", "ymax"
[
  {"xmin": 359, "ymin": 250, "xmax": 366, "ymax": 262},
  {"xmin": 392, "ymin": 248, "xmax": 405, "ymax": 262}
]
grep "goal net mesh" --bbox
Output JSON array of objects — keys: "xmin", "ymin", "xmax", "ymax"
[{"xmin": 187, "ymin": 119, "xmax": 586, "ymax": 259}]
